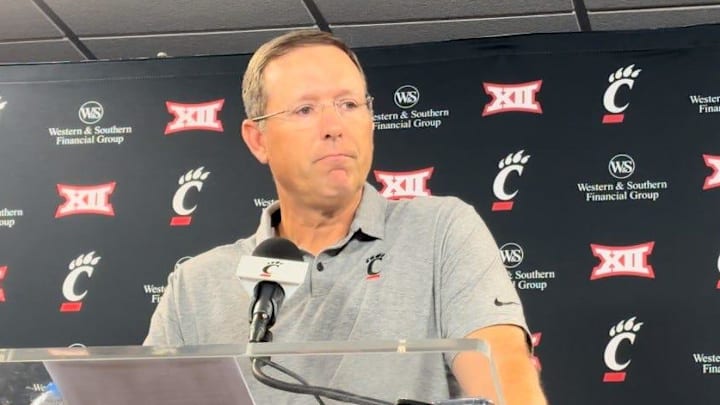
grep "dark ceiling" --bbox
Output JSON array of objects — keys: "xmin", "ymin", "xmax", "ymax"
[{"xmin": 1, "ymin": 0, "xmax": 720, "ymax": 63}]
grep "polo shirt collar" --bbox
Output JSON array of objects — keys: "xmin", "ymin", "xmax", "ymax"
[
  {"xmin": 349, "ymin": 183, "xmax": 386, "ymax": 240},
  {"xmin": 254, "ymin": 182, "xmax": 387, "ymax": 245}
]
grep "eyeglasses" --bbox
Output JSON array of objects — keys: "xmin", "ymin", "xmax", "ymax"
[{"xmin": 250, "ymin": 95, "xmax": 374, "ymax": 127}]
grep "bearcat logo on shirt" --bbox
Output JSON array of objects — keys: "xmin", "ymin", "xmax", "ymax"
[
  {"xmin": 165, "ymin": 99, "xmax": 224, "ymax": 134},
  {"xmin": 55, "ymin": 182, "xmax": 116, "ymax": 218},
  {"xmin": 602, "ymin": 64, "xmax": 641, "ymax": 124},
  {"xmin": 482, "ymin": 81, "xmax": 542, "ymax": 116},
  {"xmin": 365, "ymin": 253, "xmax": 385, "ymax": 280},
  {"xmin": 374, "ymin": 168, "xmax": 433, "ymax": 200}
]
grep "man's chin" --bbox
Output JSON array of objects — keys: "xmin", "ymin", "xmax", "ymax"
[{"xmin": 318, "ymin": 179, "xmax": 361, "ymax": 200}]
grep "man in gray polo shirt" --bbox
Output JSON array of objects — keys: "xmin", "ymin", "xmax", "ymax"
[{"xmin": 145, "ymin": 30, "xmax": 547, "ymax": 405}]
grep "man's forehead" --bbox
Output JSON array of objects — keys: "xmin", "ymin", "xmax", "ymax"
[
  {"xmin": 262, "ymin": 45, "xmax": 365, "ymax": 99},
  {"xmin": 264, "ymin": 45, "xmax": 360, "ymax": 81},
  {"xmin": 271, "ymin": 43, "xmax": 349, "ymax": 62}
]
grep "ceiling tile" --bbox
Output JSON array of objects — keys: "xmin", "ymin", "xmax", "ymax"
[
  {"xmin": 589, "ymin": 6, "xmax": 720, "ymax": 30},
  {"xmin": 316, "ymin": 0, "xmax": 573, "ymax": 24},
  {"xmin": 0, "ymin": 39, "xmax": 85, "ymax": 64},
  {"xmin": 44, "ymin": 0, "xmax": 314, "ymax": 36},
  {"xmin": 585, "ymin": 0, "xmax": 720, "ymax": 10},
  {"xmin": 332, "ymin": 14, "xmax": 579, "ymax": 48},
  {"xmin": 82, "ymin": 27, "xmax": 317, "ymax": 60},
  {"xmin": 0, "ymin": 1, "xmax": 63, "ymax": 40}
]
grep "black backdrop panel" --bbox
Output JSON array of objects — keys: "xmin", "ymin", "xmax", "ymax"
[{"xmin": 2, "ymin": 25, "xmax": 720, "ymax": 404}]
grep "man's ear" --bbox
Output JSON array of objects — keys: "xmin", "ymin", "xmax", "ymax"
[{"xmin": 241, "ymin": 119, "xmax": 268, "ymax": 164}]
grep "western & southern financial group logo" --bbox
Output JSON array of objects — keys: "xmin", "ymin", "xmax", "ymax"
[
  {"xmin": 688, "ymin": 93, "xmax": 720, "ymax": 114},
  {"xmin": 253, "ymin": 197, "xmax": 277, "ymax": 209},
  {"xmin": 48, "ymin": 100, "xmax": 133, "ymax": 146},
  {"xmin": 394, "ymin": 85, "xmax": 419, "ymax": 109},
  {"xmin": 374, "ymin": 85, "xmax": 450, "ymax": 131},
  {"xmin": 499, "ymin": 242, "xmax": 523, "ymax": 269},
  {"xmin": 608, "ymin": 154, "xmax": 635, "ymax": 179},
  {"xmin": 500, "ymin": 242, "xmax": 556, "ymax": 292},
  {"xmin": 0, "ymin": 207, "xmax": 23, "ymax": 229},
  {"xmin": 692, "ymin": 353, "xmax": 720, "ymax": 375},
  {"xmin": 78, "ymin": 100, "xmax": 103, "ymax": 124},
  {"xmin": 577, "ymin": 154, "xmax": 668, "ymax": 203}
]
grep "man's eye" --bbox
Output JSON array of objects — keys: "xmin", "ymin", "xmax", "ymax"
[
  {"xmin": 338, "ymin": 100, "xmax": 360, "ymax": 111},
  {"xmin": 293, "ymin": 105, "xmax": 316, "ymax": 116}
]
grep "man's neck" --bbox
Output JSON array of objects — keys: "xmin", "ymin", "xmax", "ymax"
[{"xmin": 275, "ymin": 189, "xmax": 363, "ymax": 256}]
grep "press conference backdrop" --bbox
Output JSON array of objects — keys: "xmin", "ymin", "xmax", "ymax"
[{"xmin": 1, "ymin": 23, "xmax": 720, "ymax": 405}]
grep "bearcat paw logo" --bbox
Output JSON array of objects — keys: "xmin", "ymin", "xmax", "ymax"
[
  {"xmin": 609, "ymin": 316, "xmax": 643, "ymax": 337},
  {"xmin": 179, "ymin": 167, "xmax": 210, "ymax": 185},
  {"xmin": 498, "ymin": 150, "xmax": 530, "ymax": 170},
  {"xmin": 366, "ymin": 253, "xmax": 385, "ymax": 264},
  {"xmin": 608, "ymin": 65, "xmax": 641, "ymax": 83},
  {"xmin": 69, "ymin": 251, "xmax": 101, "ymax": 271},
  {"xmin": 365, "ymin": 253, "xmax": 385, "ymax": 279}
]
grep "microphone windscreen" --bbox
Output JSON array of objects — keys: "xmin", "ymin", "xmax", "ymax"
[{"xmin": 252, "ymin": 237, "xmax": 303, "ymax": 261}]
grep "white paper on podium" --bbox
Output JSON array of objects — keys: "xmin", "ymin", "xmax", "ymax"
[{"xmin": 44, "ymin": 357, "xmax": 256, "ymax": 405}]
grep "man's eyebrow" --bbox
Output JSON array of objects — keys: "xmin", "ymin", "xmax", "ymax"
[{"xmin": 289, "ymin": 89, "xmax": 363, "ymax": 102}]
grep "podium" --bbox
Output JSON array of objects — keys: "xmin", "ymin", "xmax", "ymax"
[{"xmin": 0, "ymin": 339, "xmax": 502, "ymax": 405}]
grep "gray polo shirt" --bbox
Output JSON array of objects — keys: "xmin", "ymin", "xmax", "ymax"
[{"xmin": 144, "ymin": 183, "xmax": 529, "ymax": 404}]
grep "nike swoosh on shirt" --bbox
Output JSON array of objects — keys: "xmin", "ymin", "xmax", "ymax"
[{"xmin": 494, "ymin": 298, "xmax": 520, "ymax": 306}]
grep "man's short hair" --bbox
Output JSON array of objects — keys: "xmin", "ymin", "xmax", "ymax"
[{"xmin": 241, "ymin": 30, "xmax": 366, "ymax": 120}]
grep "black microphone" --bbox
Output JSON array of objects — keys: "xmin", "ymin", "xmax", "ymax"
[
  {"xmin": 236, "ymin": 237, "xmax": 307, "ymax": 343},
  {"xmin": 241, "ymin": 239, "xmax": 408, "ymax": 405}
]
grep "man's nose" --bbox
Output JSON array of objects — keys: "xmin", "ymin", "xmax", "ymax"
[{"xmin": 319, "ymin": 103, "xmax": 343, "ymax": 139}]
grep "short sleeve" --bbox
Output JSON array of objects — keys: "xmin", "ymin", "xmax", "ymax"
[{"xmin": 436, "ymin": 199, "xmax": 530, "ymax": 347}]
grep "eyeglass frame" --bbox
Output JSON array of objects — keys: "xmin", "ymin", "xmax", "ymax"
[{"xmin": 248, "ymin": 95, "xmax": 374, "ymax": 123}]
